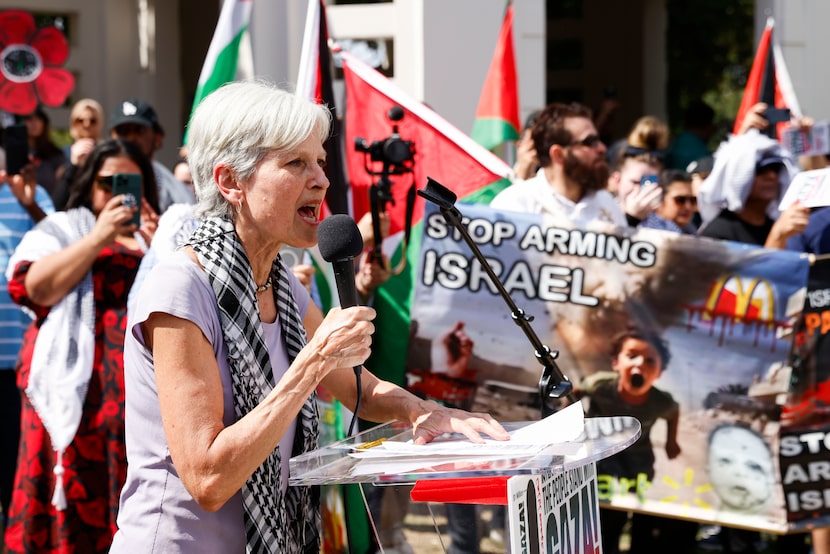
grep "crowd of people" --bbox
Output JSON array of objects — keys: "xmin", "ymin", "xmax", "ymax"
[
  {"xmin": 0, "ymin": 81, "xmax": 829, "ymax": 554},
  {"xmin": 493, "ymin": 98, "xmax": 826, "ymax": 554}
]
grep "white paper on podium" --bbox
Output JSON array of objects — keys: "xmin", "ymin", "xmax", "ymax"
[
  {"xmin": 350, "ymin": 401, "xmax": 585, "ymax": 460},
  {"xmin": 347, "ymin": 441, "xmax": 587, "ymax": 477}
]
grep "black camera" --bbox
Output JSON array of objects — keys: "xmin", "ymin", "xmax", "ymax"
[{"xmin": 354, "ymin": 106, "xmax": 415, "ymax": 171}]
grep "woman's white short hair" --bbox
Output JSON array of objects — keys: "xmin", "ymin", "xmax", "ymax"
[{"xmin": 187, "ymin": 80, "xmax": 332, "ymax": 218}]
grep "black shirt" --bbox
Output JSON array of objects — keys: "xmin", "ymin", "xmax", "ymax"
[{"xmin": 698, "ymin": 209, "xmax": 773, "ymax": 246}]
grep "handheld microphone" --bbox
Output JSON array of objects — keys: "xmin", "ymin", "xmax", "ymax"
[
  {"xmin": 318, "ymin": 214, "xmax": 364, "ymax": 310},
  {"xmin": 317, "ymin": 214, "xmax": 365, "ymax": 435}
]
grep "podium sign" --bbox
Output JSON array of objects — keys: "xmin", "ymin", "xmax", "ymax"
[{"xmin": 508, "ymin": 464, "xmax": 602, "ymax": 554}]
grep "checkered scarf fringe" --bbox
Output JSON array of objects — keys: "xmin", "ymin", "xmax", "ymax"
[{"xmin": 189, "ymin": 216, "xmax": 320, "ymax": 553}]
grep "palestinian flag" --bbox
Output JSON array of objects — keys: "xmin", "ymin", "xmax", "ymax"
[
  {"xmin": 297, "ymin": 0, "xmax": 350, "ymax": 218},
  {"xmin": 297, "ymin": 5, "xmax": 366, "ymax": 553},
  {"xmin": 340, "ymin": 49, "xmax": 513, "ymax": 388},
  {"xmin": 470, "ymin": 0, "xmax": 521, "ymax": 151},
  {"xmin": 184, "ymin": 0, "xmax": 253, "ymax": 143},
  {"xmin": 732, "ymin": 16, "xmax": 802, "ymax": 139}
]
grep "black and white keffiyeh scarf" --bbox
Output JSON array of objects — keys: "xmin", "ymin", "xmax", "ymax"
[{"xmin": 189, "ymin": 216, "xmax": 320, "ymax": 554}]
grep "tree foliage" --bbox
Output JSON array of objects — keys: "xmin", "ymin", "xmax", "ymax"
[{"xmin": 666, "ymin": 0, "xmax": 755, "ymax": 141}]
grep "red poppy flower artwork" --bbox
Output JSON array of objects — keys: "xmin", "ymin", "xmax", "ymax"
[{"xmin": 0, "ymin": 10, "xmax": 74, "ymax": 115}]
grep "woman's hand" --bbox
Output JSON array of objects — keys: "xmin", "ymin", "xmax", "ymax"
[
  {"xmin": 737, "ymin": 102, "xmax": 771, "ymax": 135},
  {"xmin": 3, "ymin": 163, "xmax": 37, "ymax": 205},
  {"xmin": 356, "ymin": 210, "xmax": 391, "ymax": 249},
  {"xmin": 70, "ymin": 137, "xmax": 97, "ymax": 166},
  {"xmin": 137, "ymin": 198, "xmax": 159, "ymax": 246},
  {"xmin": 766, "ymin": 201, "xmax": 809, "ymax": 248},
  {"xmin": 356, "ymin": 250, "xmax": 391, "ymax": 299},
  {"xmin": 622, "ymin": 181, "xmax": 662, "ymax": 220},
  {"xmin": 411, "ymin": 404, "xmax": 509, "ymax": 445},
  {"xmin": 304, "ymin": 305, "xmax": 376, "ymax": 377},
  {"xmin": 2, "ymin": 165, "xmax": 47, "ymax": 222},
  {"xmin": 90, "ymin": 195, "xmax": 139, "ymax": 246}
]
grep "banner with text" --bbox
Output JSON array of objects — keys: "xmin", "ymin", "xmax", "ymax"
[
  {"xmin": 507, "ymin": 464, "xmax": 601, "ymax": 554},
  {"xmin": 407, "ymin": 202, "xmax": 815, "ymax": 532}
]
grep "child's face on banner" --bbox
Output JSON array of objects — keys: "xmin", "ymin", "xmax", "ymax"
[
  {"xmin": 707, "ymin": 425, "xmax": 774, "ymax": 512},
  {"xmin": 612, "ymin": 337, "xmax": 663, "ymax": 400}
]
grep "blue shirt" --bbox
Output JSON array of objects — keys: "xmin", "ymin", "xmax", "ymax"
[
  {"xmin": 787, "ymin": 206, "xmax": 830, "ymax": 255},
  {"xmin": 0, "ymin": 185, "xmax": 55, "ymax": 369}
]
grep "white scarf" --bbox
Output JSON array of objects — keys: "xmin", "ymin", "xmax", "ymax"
[
  {"xmin": 698, "ymin": 130, "xmax": 798, "ymax": 227},
  {"xmin": 6, "ymin": 208, "xmax": 97, "ymax": 510}
]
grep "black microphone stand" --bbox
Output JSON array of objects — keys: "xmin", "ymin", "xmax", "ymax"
[{"xmin": 417, "ymin": 177, "xmax": 577, "ymax": 417}]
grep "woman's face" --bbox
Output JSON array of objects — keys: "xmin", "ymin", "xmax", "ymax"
[
  {"xmin": 91, "ymin": 155, "xmax": 143, "ymax": 215},
  {"xmin": 657, "ymin": 181, "xmax": 697, "ymax": 227},
  {"xmin": 240, "ymin": 134, "xmax": 329, "ymax": 249},
  {"xmin": 24, "ymin": 113, "xmax": 45, "ymax": 140},
  {"xmin": 72, "ymin": 107, "xmax": 102, "ymax": 140},
  {"xmin": 614, "ymin": 159, "xmax": 661, "ymax": 199}
]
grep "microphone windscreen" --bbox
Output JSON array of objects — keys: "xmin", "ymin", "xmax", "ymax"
[{"xmin": 318, "ymin": 214, "xmax": 364, "ymax": 262}]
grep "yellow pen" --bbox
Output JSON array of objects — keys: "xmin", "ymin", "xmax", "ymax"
[{"xmin": 353, "ymin": 437, "xmax": 387, "ymax": 452}]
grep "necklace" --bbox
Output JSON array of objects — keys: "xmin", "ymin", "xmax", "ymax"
[{"xmin": 255, "ymin": 277, "xmax": 272, "ymax": 293}]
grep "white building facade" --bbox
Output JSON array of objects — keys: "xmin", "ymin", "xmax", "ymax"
[{"xmin": 6, "ymin": 0, "xmax": 828, "ymax": 166}]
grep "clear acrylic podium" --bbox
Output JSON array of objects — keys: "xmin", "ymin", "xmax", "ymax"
[{"xmin": 290, "ymin": 416, "xmax": 641, "ymax": 553}]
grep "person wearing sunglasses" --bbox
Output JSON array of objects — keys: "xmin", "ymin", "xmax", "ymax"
[
  {"xmin": 639, "ymin": 169, "xmax": 699, "ymax": 234},
  {"xmin": 3, "ymin": 138, "xmax": 160, "ymax": 553},
  {"xmin": 698, "ymin": 130, "xmax": 808, "ymax": 248},
  {"xmin": 491, "ymin": 101, "xmax": 627, "ymax": 229},
  {"xmin": 53, "ymin": 99, "xmax": 106, "ymax": 211}
]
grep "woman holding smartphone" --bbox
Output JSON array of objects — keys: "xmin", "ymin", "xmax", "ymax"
[{"xmin": 3, "ymin": 138, "xmax": 159, "ymax": 554}]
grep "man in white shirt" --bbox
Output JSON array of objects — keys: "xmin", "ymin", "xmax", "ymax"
[{"xmin": 491, "ymin": 102, "xmax": 626, "ymax": 229}]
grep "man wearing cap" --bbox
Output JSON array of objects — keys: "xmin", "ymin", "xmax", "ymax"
[
  {"xmin": 697, "ymin": 129, "xmax": 809, "ymax": 248},
  {"xmin": 110, "ymin": 98, "xmax": 195, "ymax": 213}
]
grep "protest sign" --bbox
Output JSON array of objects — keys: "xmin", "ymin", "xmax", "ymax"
[
  {"xmin": 780, "ymin": 121, "xmax": 830, "ymax": 157},
  {"xmin": 507, "ymin": 464, "xmax": 601, "ymax": 554},
  {"xmin": 408, "ymin": 202, "xmax": 815, "ymax": 532},
  {"xmin": 779, "ymin": 168, "xmax": 830, "ymax": 210}
]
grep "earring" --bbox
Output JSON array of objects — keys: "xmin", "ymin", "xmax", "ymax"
[{"xmin": 236, "ymin": 200, "xmax": 243, "ymax": 215}]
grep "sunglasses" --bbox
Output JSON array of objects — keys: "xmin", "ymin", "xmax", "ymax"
[
  {"xmin": 95, "ymin": 175, "xmax": 115, "ymax": 192},
  {"xmin": 671, "ymin": 195, "xmax": 697, "ymax": 206},
  {"xmin": 756, "ymin": 162, "xmax": 785, "ymax": 175},
  {"xmin": 73, "ymin": 117, "xmax": 98, "ymax": 125},
  {"xmin": 569, "ymin": 134, "xmax": 602, "ymax": 148}
]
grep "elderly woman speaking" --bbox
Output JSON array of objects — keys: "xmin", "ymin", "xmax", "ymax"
[{"xmin": 110, "ymin": 81, "xmax": 508, "ymax": 554}]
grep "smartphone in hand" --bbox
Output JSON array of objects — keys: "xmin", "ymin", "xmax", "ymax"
[
  {"xmin": 112, "ymin": 173, "xmax": 142, "ymax": 226},
  {"xmin": 764, "ymin": 107, "xmax": 791, "ymax": 125},
  {"xmin": 640, "ymin": 174, "xmax": 659, "ymax": 188},
  {"xmin": 4, "ymin": 124, "xmax": 29, "ymax": 176}
]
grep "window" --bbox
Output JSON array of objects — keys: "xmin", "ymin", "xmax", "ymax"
[
  {"xmin": 548, "ymin": 0, "xmax": 583, "ymax": 19},
  {"xmin": 547, "ymin": 38, "xmax": 583, "ymax": 71}
]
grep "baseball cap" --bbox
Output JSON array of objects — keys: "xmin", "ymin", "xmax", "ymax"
[
  {"xmin": 757, "ymin": 152, "xmax": 786, "ymax": 168},
  {"xmin": 686, "ymin": 155, "xmax": 714, "ymax": 176},
  {"xmin": 756, "ymin": 152, "xmax": 786, "ymax": 173},
  {"xmin": 109, "ymin": 98, "xmax": 163, "ymax": 133}
]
